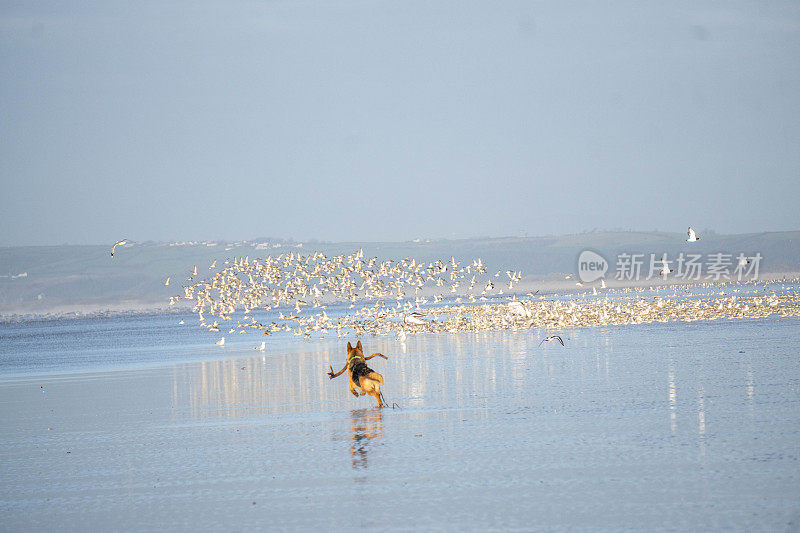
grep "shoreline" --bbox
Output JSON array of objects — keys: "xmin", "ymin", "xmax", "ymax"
[{"xmin": 2, "ymin": 313, "xmax": 798, "ymax": 381}]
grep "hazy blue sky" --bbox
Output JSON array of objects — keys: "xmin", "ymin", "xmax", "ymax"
[{"xmin": 1, "ymin": 1, "xmax": 799, "ymax": 245}]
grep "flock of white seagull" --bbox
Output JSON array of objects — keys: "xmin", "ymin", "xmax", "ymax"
[
  {"xmin": 111, "ymin": 227, "xmax": 800, "ymax": 346},
  {"xmin": 173, "ymin": 249, "xmax": 529, "ymax": 342}
]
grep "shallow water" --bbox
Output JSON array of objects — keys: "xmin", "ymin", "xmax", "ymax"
[{"xmin": 1, "ymin": 316, "xmax": 799, "ymax": 531}]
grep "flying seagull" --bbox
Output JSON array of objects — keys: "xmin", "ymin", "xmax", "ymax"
[
  {"xmin": 110, "ymin": 239, "xmax": 128, "ymax": 257},
  {"xmin": 539, "ymin": 335, "xmax": 564, "ymax": 346},
  {"xmin": 686, "ymin": 227, "xmax": 700, "ymax": 243}
]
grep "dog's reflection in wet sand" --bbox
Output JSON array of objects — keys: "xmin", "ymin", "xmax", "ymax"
[{"xmin": 350, "ymin": 408, "xmax": 384, "ymax": 470}]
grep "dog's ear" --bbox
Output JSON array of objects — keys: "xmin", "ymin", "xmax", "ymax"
[
  {"xmin": 347, "ymin": 342, "xmax": 352, "ymax": 351},
  {"xmin": 356, "ymin": 340, "xmax": 362, "ymax": 350}
]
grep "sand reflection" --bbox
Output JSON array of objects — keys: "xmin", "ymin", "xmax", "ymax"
[
  {"xmin": 172, "ymin": 357, "xmax": 271, "ymax": 419},
  {"xmin": 668, "ymin": 362, "xmax": 677, "ymax": 433},
  {"xmin": 171, "ymin": 343, "xmax": 341, "ymax": 419},
  {"xmin": 350, "ymin": 408, "xmax": 384, "ymax": 470},
  {"xmin": 697, "ymin": 385, "xmax": 707, "ymax": 464}
]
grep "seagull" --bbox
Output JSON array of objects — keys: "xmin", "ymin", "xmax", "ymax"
[
  {"xmin": 655, "ymin": 257, "xmax": 674, "ymax": 277},
  {"xmin": 216, "ymin": 337, "xmax": 225, "ymax": 346},
  {"xmin": 254, "ymin": 341, "xmax": 265, "ymax": 351},
  {"xmin": 507, "ymin": 301, "xmax": 530, "ymax": 317},
  {"xmin": 686, "ymin": 227, "xmax": 700, "ymax": 242},
  {"xmin": 110, "ymin": 239, "xmax": 128, "ymax": 257},
  {"xmin": 165, "ymin": 277, "xmax": 170, "ymax": 286},
  {"xmin": 539, "ymin": 335, "xmax": 564, "ymax": 346},
  {"xmin": 403, "ymin": 312, "xmax": 427, "ymax": 325},
  {"xmin": 178, "ymin": 319, "xmax": 184, "ymax": 325}
]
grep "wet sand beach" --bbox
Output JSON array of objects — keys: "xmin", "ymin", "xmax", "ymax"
[{"xmin": 2, "ymin": 316, "xmax": 799, "ymax": 531}]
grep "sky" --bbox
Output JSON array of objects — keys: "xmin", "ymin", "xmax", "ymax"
[{"xmin": 1, "ymin": 1, "xmax": 799, "ymax": 246}]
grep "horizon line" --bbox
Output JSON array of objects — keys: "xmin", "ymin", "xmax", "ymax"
[{"xmin": 1, "ymin": 228, "xmax": 799, "ymax": 248}]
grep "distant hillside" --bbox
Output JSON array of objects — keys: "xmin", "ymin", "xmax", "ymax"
[{"xmin": 1, "ymin": 231, "xmax": 798, "ymax": 315}]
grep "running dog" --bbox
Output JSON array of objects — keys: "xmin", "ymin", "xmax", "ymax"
[{"xmin": 327, "ymin": 341, "xmax": 388, "ymax": 407}]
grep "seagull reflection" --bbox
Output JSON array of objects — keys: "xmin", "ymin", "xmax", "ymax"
[
  {"xmin": 350, "ymin": 408, "xmax": 384, "ymax": 471},
  {"xmin": 697, "ymin": 386, "xmax": 707, "ymax": 465},
  {"xmin": 668, "ymin": 363, "xmax": 677, "ymax": 433}
]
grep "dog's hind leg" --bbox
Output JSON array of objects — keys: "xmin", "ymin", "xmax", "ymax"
[
  {"xmin": 370, "ymin": 388, "xmax": 384, "ymax": 408},
  {"xmin": 379, "ymin": 391, "xmax": 389, "ymax": 407}
]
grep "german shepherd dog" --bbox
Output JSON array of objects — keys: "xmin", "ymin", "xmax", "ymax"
[{"xmin": 327, "ymin": 341, "xmax": 388, "ymax": 407}]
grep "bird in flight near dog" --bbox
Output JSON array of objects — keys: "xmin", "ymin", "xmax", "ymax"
[
  {"xmin": 686, "ymin": 227, "xmax": 700, "ymax": 242},
  {"xmin": 539, "ymin": 335, "xmax": 564, "ymax": 346},
  {"xmin": 110, "ymin": 239, "xmax": 128, "ymax": 257},
  {"xmin": 657, "ymin": 260, "xmax": 674, "ymax": 277}
]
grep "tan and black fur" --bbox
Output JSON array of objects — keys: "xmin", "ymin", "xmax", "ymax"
[{"xmin": 327, "ymin": 341, "xmax": 388, "ymax": 407}]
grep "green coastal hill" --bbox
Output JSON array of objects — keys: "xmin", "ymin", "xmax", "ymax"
[{"xmin": 1, "ymin": 231, "xmax": 798, "ymax": 315}]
